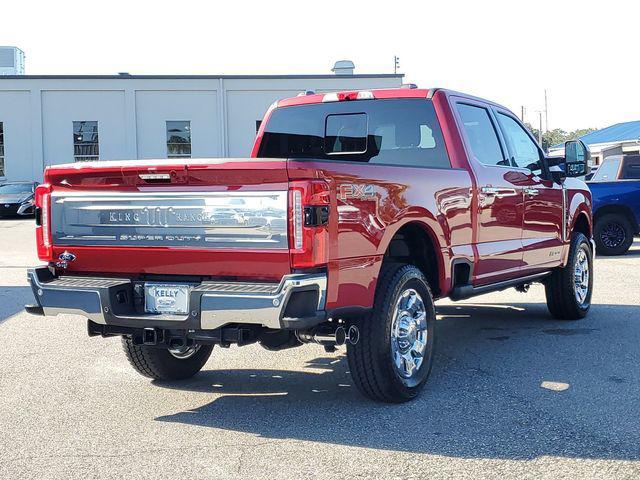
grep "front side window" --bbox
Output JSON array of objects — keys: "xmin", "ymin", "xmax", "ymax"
[
  {"xmin": 591, "ymin": 157, "xmax": 621, "ymax": 182},
  {"xmin": 258, "ymin": 99, "xmax": 451, "ymax": 168},
  {"xmin": 166, "ymin": 121, "xmax": 191, "ymax": 158},
  {"xmin": 497, "ymin": 113, "xmax": 542, "ymax": 172},
  {"xmin": 456, "ymin": 104, "xmax": 507, "ymax": 167},
  {"xmin": 0, "ymin": 122, "xmax": 4, "ymax": 177},
  {"xmin": 73, "ymin": 121, "xmax": 99, "ymax": 162}
]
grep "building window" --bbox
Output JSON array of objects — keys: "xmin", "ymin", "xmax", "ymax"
[
  {"xmin": 166, "ymin": 121, "xmax": 191, "ymax": 158},
  {"xmin": 73, "ymin": 121, "xmax": 99, "ymax": 162},
  {"xmin": 0, "ymin": 122, "xmax": 4, "ymax": 177}
]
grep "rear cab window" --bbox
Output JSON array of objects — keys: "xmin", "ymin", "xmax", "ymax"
[
  {"xmin": 325, "ymin": 114, "xmax": 368, "ymax": 154},
  {"xmin": 258, "ymin": 99, "xmax": 451, "ymax": 169},
  {"xmin": 620, "ymin": 157, "xmax": 640, "ymax": 180}
]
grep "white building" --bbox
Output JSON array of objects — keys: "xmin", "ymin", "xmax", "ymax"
[
  {"xmin": 0, "ymin": 47, "xmax": 25, "ymax": 76},
  {"xmin": 0, "ymin": 63, "xmax": 402, "ymax": 181}
]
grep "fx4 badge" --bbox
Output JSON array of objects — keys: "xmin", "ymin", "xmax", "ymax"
[
  {"xmin": 56, "ymin": 251, "xmax": 76, "ymax": 269},
  {"xmin": 338, "ymin": 184, "xmax": 376, "ymax": 201}
]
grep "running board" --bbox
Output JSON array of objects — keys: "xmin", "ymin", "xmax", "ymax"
[{"xmin": 450, "ymin": 271, "xmax": 552, "ymax": 301}]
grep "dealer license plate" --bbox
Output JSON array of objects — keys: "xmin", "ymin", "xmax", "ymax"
[{"xmin": 144, "ymin": 284, "xmax": 190, "ymax": 315}]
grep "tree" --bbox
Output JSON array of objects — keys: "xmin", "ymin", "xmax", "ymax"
[{"xmin": 524, "ymin": 124, "xmax": 596, "ymax": 152}]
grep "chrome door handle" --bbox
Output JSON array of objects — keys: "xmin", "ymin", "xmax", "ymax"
[
  {"xmin": 480, "ymin": 186, "xmax": 517, "ymax": 198},
  {"xmin": 481, "ymin": 187, "xmax": 500, "ymax": 195},
  {"xmin": 524, "ymin": 188, "xmax": 539, "ymax": 196}
]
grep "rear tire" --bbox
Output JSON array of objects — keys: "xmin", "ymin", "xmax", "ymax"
[
  {"xmin": 594, "ymin": 213, "xmax": 634, "ymax": 256},
  {"xmin": 347, "ymin": 263, "xmax": 436, "ymax": 403},
  {"xmin": 545, "ymin": 232, "xmax": 593, "ymax": 320},
  {"xmin": 122, "ymin": 339, "xmax": 213, "ymax": 380}
]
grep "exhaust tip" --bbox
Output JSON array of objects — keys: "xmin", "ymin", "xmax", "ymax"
[{"xmin": 169, "ymin": 338, "xmax": 186, "ymax": 349}]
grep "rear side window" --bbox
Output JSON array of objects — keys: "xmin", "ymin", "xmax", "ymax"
[
  {"xmin": 456, "ymin": 104, "xmax": 507, "ymax": 167},
  {"xmin": 259, "ymin": 99, "xmax": 451, "ymax": 168}
]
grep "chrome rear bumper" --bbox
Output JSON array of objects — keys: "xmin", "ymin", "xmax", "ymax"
[{"xmin": 27, "ymin": 267, "xmax": 326, "ymax": 330}]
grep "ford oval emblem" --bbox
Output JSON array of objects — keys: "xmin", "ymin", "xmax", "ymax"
[{"xmin": 58, "ymin": 251, "xmax": 77, "ymax": 262}]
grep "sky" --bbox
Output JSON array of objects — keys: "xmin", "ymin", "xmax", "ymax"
[{"xmin": 2, "ymin": 0, "xmax": 639, "ymax": 131}]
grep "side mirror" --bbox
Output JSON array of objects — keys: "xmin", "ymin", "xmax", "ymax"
[{"xmin": 564, "ymin": 140, "xmax": 591, "ymax": 177}]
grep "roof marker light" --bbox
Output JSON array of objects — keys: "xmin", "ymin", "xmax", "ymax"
[
  {"xmin": 322, "ymin": 92, "xmax": 340, "ymax": 102},
  {"xmin": 356, "ymin": 90, "xmax": 374, "ymax": 99}
]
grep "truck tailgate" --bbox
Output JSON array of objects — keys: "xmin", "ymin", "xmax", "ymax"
[{"xmin": 45, "ymin": 158, "xmax": 291, "ymax": 280}]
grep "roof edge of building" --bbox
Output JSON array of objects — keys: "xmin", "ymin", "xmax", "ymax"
[{"xmin": 0, "ymin": 73, "xmax": 404, "ymax": 80}]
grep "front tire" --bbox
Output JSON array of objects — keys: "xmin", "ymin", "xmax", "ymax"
[
  {"xmin": 347, "ymin": 263, "xmax": 436, "ymax": 403},
  {"xmin": 594, "ymin": 213, "xmax": 634, "ymax": 256},
  {"xmin": 122, "ymin": 339, "xmax": 213, "ymax": 380},
  {"xmin": 545, "ymin": 232, "xmax": 593, "ymax": 320}
]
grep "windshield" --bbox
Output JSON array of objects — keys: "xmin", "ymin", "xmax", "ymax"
[
  {"xmin": 0, "ymin": 183, "xmax": 34, "ymax": 194},
  {"xmin": 259, "ymin": 99, "xmax": 451, "ymax": 169}
]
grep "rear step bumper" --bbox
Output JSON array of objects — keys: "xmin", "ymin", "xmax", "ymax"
[{"xmin": 26, "ymin": 267, "xmax": 327, "ymax": 330}]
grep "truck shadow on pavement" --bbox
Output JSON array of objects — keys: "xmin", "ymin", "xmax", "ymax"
[
  {"xmin": 155, "ymin": 301, "xmax": 640, "ymax": 460},
  {"xmin": 0, "ymin": 286, "xmax": 34, "ymax": 325}
]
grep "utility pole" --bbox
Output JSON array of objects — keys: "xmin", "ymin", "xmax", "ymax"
[
  {"xmin": 538, "ymin": 111, "xmax": 543, "ymax": 146},
  {"xmin": 521, "ymin": 106, "xmax": 525, "ymax": 122},
  {"xmin": 394, "ymin": 56, "xmax": 400, "ymax": 74},
  {"xmin": 544, "ymin": 89, "xmax": 549, "ymax": 132}
]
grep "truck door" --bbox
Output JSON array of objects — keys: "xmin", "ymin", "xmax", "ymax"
[
  {"xmin": 494, "ymin": 111, "xmax": 564, "ymax": 270},
  {"xmin": 454, "ymin": 100, "xmax": 525, "ymax": 284}
]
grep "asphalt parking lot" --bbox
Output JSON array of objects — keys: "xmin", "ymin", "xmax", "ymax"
[{"xmin": 0, "ymin": 218, "xmax": 638, "ymax": 479}]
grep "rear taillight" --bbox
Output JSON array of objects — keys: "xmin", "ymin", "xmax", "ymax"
[
  {"xmin": 35, "ymin": 184, "xmax": 53, "ymax": 261},
  {"xmin": 289, "ymin": 180, "xmax": 330, "ymax": 269}
]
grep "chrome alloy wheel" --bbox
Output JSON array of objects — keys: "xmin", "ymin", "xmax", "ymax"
[
  {"xmin": 390, "ymin": 288, "xmax": 428, "ymax": 379},
  {"xmin": 573, "ymin": 247, "xmax": 590, "ymax": 305},
  {"xmin": 169, "ymin": 344, "xmax": 201, "ymax": 360}
]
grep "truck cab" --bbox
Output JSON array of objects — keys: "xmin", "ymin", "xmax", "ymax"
[{"xmin": 26, "ymin": 87, "xmax": 594, "ymax": 402}]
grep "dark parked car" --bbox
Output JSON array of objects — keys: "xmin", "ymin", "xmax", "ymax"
[
  {"xmin": 588, "ymin": 155, "xmax": 640, "ymax": 255},
  {"xmin": 0, "ymin": 182, "xmax": 39, "ymax": 217}
]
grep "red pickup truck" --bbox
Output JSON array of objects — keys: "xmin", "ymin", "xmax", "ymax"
[{"xmin": 26, "ymin": 87, "xmax": 594, "ymax": 403}]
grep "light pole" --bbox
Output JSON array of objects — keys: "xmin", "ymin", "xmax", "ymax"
[
  {"xmin": 535, "ymin": 110, "xmax": 543, "ymax": 147},
  {"xmin": 544, "ymin": 89, "xmax": 549, "ymax": 132}
]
